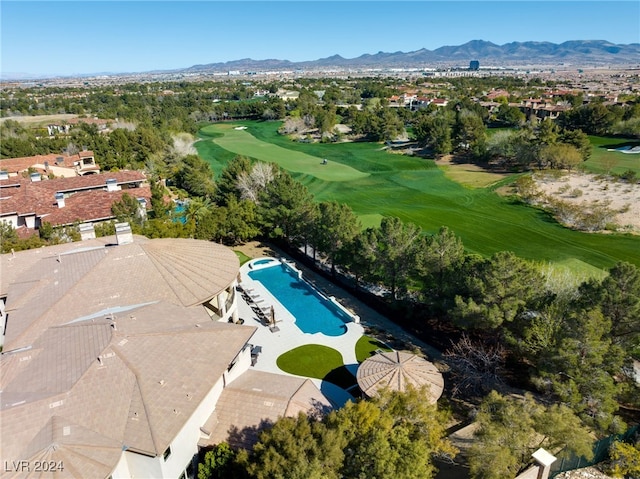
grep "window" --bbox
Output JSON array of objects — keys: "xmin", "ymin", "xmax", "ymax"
[{"xmin": 163, "ymin": 446, "xmax": 171, "ymax": 461}]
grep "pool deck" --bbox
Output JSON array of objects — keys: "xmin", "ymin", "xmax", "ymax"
[{"xmin": 237, "ymin": 258, "xmax": 364, "ymax": 406}]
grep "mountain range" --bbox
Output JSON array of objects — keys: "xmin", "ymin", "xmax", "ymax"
[{"xmin": 183, "ymin": 40, "xmax": 640, "ymax": 73}]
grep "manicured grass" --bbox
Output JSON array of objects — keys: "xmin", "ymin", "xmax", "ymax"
[
  {"xmin": 234, "ymin": 250, "xmax": 251, "ymax": 266},
  {"xmin": 200, "ymin": 123, "xmax": 369, "ymax": 182},
  {"xmin": 277, "ymin": 344, "xmax": 345, "ymax": 379},
  {"xmin": 584, "ymin": 136, "xmax": 640, "ymax": 175},
  {"xmin": 196, "ymin": 121, "xmax": 640, "ymax": 271},
  {"xmin": 276, "ymin": 344, "xmax": 356, "ymax": 389},
  {"xmin": 355, "ymin": 335, "xmax": 393, "ymax": 363},
  {"xmin": 439, "ymin": 163, "xmax": 507, "ymax": 188}
]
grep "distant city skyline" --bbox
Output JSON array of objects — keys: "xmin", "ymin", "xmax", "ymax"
[{"xmin": 2, "ymin": 1, "xmax": 639, "ymax": 78}]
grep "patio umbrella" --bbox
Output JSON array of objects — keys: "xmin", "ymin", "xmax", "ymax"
[
  {"xmin": 270, "ymin": 305, "xmax": 275, "ymax": 326},
  {"xmin": 356, "ymin": 351, "xmax": 444, "ymax": 404}
]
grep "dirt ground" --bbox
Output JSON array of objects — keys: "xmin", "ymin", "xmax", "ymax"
[
  {"xmin": 533, "ymin": 171, "xmax": 640, "ymax": 232},
  {"xmin": 0, "ymin": 113, "xmax": 78, "ymax": 125},
  {"xmin": 554, "ymin": 466, "xmax": 614, "ymax": 478}
]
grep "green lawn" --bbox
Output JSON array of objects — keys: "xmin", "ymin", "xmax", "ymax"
[
  {"xmin": 200, "ymin": 123, "xmax": 369, "ymax": 182},
  {"xmin": 584, "ymin": 136, "xmax": 640, "ymax": 174},
  {"xmin": 234, "ymin": 250, "xmax": 251, "ymax": 266},
  {"xmin": 196, "ymin": 121, "xmax": 640, "ymax": 271},
  {"xmin": 276, "ymin": 344, "xmax": 356, "ymax": 389},
  {"xmin": 355, "ymin": 336, "xmax": 393, "ymax": 363}
]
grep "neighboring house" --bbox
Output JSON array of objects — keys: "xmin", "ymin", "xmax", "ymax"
[
  {"xmin": 430, "ymin": 98, "xmax": 449, "ymax": 107},
  {"xmin": 0, "ymin": 236, "xmax": 331, "ymax": 479},
  {"xmin": 0, "ymin": 150, "xmax": 100, "ymax": 178},
  {"xmin": 275, "ymin": 89, "xmax": 300, "ymax": 101},
  {"xmin": 0, "ymin": 170, "xmax": 150, "ymax": 235},
  {"xmin": 46, "ymin": 117, "xmax": 114, "ymax": 136},
  {"xmin": 517, "ymin": 98, "xmax": 570, "ymax": 120}
]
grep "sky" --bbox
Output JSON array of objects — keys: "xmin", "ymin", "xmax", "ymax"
[{"xmin": 1, "ymin": 1, "xmax": 639, "ymax": 78}]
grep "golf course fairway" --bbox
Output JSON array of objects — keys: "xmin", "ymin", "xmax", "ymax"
[{"xmin": 196, "ymin": 121, "xmax": 640, "ymax": 274}]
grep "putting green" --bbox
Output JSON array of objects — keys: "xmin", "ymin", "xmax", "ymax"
[{"xmin": 200, "ymin": 123, "xmax": 369, "ymax": 182}]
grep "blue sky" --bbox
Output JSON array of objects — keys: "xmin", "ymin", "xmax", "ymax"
[{"xmin": 2, "ymin": 1, "xmax": 639, "ymax": 77}]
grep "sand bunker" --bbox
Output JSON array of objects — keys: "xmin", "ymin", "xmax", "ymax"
[{"xmin": 533, "ymin": 171, "xmax": 640, "ymax": 232}]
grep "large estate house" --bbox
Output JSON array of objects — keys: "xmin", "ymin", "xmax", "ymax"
[
  {"xmin": 0, "ymin": 150, "xmax": 100, "ymax": 178},
  {"xmin": 0, "ymin": 234, "xmax": 330, "ymax": 478},
  {"xmin": 0, "ymin": 170, "xmax": 150, "ymax": 237}
]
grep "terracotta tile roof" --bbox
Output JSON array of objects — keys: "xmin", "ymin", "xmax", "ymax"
[
  {"xmin": 202, "ymin": 370, "xmax": 332, "ymax": 449},
  {"xmin": 0, "ymin": 151, "xmax": 96, "ymax": 173},
  {"xmin": 0, "ymin": 171, "xmax": 148, "ymax": 227}
]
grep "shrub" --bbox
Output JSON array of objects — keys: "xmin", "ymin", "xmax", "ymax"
[{"xmin": 570, "ymin": 188, "xmax": 583, "ymax": 198}]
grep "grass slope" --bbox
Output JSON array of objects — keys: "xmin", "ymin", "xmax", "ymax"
[
  {"xmin": 200, "ymin": 123, "xmax": 369, "ymax": 182},
  {"xmin": 196, "ymin": 121, "xmax": 640, "ymax": 271},
  {"xmin": 584, "ymin": 136, "xmax": 640, "ymax": 174}
]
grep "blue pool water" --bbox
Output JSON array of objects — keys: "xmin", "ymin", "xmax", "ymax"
[
  {"xmin": 253, "ymin": 259, "xmax": 274, "ymax": 266},
  {"xmin": 173, "ymin": 202, "xmax": 187, "ymax": 224},
  {"xmin": 248, "ymin": 263, "xmax": 349, "ymax": 336}
]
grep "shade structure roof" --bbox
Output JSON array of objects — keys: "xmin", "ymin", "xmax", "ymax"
[{"xmin": 356, "ymin": 351, "xmax": 444, "ymax": 403}]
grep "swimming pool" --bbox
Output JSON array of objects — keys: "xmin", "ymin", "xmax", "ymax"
[
  {"xmin": 253, "ymin": 258, "xmax": 275, "ymax": 266},
  {"xmin": 248, "ymin": 261, "xmax": 351, "ymax": 336}
]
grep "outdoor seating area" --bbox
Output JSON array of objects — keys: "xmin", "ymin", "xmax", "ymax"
[{"xmin": 238, "ymin": 284, "xmax": 275, "ymax": 327}]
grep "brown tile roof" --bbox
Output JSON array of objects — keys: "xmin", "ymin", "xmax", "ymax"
[
  {"xmin": 1, "ymin": 305, "xmax": 256, "ymax": 477},
  {"xmin": 0, "ymin": 238, "xmax": 252, "ymax": 478},
  {"xmin": 0, "ymin": 171, "xmax": 148, "ymax": 227},
  {"xmin": 1, "ymin": 236, "xmax": 240, "ymax": 350},
  {"xmin": 202, "ymin": 370, "xmax": 331, "ymax": 450},
  {"xmin": 356, "ymin": 351, "xmax": 444, "ymax": 403}
]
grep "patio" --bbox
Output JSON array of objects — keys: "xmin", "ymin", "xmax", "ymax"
[{"xmin": 235, "ymin": 258, "xmax": 365, "ymax": 406}]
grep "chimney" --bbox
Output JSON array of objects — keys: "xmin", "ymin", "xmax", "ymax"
[
  {"xmin": 115, "ymin": 222, "xmax": 133, "ymax": 245},
  {"xmin": 30, "ymin": 172, "xmax": 42, "ymax": 182},
  {"xmin": 106, "ymin": 178, "xmax": 120, "ymax": 192},
  {"xmin": 531, "ymin": 448, "xmax": 557, "ymax": 479},
  {"xmin": 56, "ymin": 156, "xmax": 64, "ymax": 165},
  {"xmin": 78, "ymin": 222, "xmax": 96, "ymax": 241},
  {"xmin": 55, "ymin": 192, "xmax": 65, "ymax": 208},
  {"xmin": 44, "ymin": 161, "xmax": 49, "ymax": 172},
  {"xmin": 0, "ymin": 170, "xmax": 8, "ymax": 180},
  {"xmin": 136, "ymin": 198, "xmax": 147, "ymax": 219}
]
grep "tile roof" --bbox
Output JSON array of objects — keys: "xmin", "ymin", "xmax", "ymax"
[
  {"xmin": 356, "ymin": 351, "xmax": 444, "ymax": 403},
  {"xmin": 202, "ymin": 370, "xmax": 332, "ymax": 450},
  {"xmin": 1, "ymin": 306, "xmax": 256, "ymax": 477},
  {"xmin": 1, "ymin": 236, "xmax": 240, "ymax": 350},
  {"xmin": 0, "ymin": 151, "xmax": 96, "ymax": 174},
  {"xmin": 0, "ymin": 237, "xmax": 252, "ymax": 478},
  {"xmin": 0, "ymin": 171, "xmax": 148, "ymax": 227}
]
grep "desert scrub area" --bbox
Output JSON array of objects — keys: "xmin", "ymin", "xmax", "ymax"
[{"xmin": 517, "ymin": 170, "xmax": 640, "ymax": 233}]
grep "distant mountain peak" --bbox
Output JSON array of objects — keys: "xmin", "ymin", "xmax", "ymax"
[{"xmin": 180, "ymin": 40, "xmax": 639, "ymax": 73}]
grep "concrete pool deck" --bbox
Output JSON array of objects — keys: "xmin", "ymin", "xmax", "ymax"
[
  {"xmin": 236, "ymin": 258, "xmax": 364, "ymax": 406},
  {"xmin": 232, "ymin": 246, "xmax": 443, "ymax": 407}
]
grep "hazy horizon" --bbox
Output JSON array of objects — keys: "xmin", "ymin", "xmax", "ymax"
[{"xmin": 2, "ymin": 1, "xmax": 639, "ymax": 79}]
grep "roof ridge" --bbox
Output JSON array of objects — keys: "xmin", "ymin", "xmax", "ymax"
[{"xmin": 110, "ymin": 345, "xmax": 159, "ymax": 456}]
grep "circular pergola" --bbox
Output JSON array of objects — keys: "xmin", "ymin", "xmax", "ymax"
[{"xmin": 356, "ymin": 351, "xmax": 444, "ymax": 403}]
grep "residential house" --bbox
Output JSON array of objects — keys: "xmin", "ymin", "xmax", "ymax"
[
  {"xmin": 0, "ymin": 150, "xmax": 100, "ymax": 178},
  {"xmin": 0, "ymin": 236, "xmax": 331, "ymax": 479},
  {"xmin": 0, "ymin": 170, "xmax": 150, "ymax": 235}
]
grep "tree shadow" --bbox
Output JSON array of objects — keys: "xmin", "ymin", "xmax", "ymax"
[
  {"xmin": 598, "ymin": 140, "xmax": 640, "ymax": 151},
  {"xmin": 226, "ymin": 419, "xmax": 274, "ymax": 450},
  {"xmin": 324, "ymin": 366, "xmax": 357, "ymax": 390}
]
